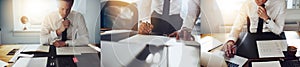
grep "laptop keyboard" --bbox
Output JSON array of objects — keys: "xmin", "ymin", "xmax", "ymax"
[{"xmin": 226, "ymin": 61, "xmax": 239, "ymax": 67}]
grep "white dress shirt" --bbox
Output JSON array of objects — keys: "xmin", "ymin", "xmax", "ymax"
[
  {"xmin": 138, "ymin": 0, "xmax": 182, "ymax": 21},
  {"xmin": 138, "ymin": 0, "xmax": 191, "ymax": 29},
  {"xmin": 40, "ymin": 11, "xmax": 89, "ymax": 46},
  {"xmin": 183, "ymin": 0, "xmax": 225, "ymax": 33},
  {"xmin": 228, "ymin": 0, "xmax": 286, "ymax": 42}
]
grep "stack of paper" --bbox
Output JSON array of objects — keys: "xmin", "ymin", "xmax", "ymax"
[
  {"xmin": 12, "ymin": 57, "xmax": 48, "ymax": 67},
  {"xmin": 256, "ymin": 40, "xmax": 287, "ymax": 58},
  {"xmin": 200, "ymin": 36, "xmax": 223, "ymax": 52},
  {"xmin": 21, "ymin": 45, "xmax": 49, "ymax": 53},
  {"xmin": 252, "ymin": 61, "xmax": 281, "ymax": 67},
  {"xmin": 9, "ymin": 45, "xmax": 49, "ymax": 62},
  {"xmin": 56, "ymin": 47, "xmax": 98, "ymax": 55}
]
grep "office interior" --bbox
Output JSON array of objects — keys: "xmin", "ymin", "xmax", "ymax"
[
  {"xmin": 0, "ymin": 0, "xmax": 101, "ymax": 67},
  {"xmin": 100, "ymin": 0, "xmax": 300, "ymax": 67}
]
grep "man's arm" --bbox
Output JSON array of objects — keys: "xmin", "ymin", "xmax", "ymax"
[
  {"xmin": 227, "ymin": 2, "xmax": 249, "ymax": 42},
  {"xmin": 168, "ymin": 0, "xmax": 199, "ymax": 40},
  {"xmin": 137, "ymin": 0, "xmax": 152, "ymax": 23},
  {"xmin": 265, "ymin": 2, "xmax": 286, "ymax": 35},
  {"xmin": 65, "ymin": 14, "xmax": 89, "ymax": 46},
  {"xmin": 181, "ymin": 0, "xmax": 200, "ymax": 30},
  {"xmin": 137, "ymin": 0, "xmax": 153, "ymax": 34},
  {"xmin": 40, "ymin": 15, "xmax": 59, "ymax": 45},
  {"xmin": 224, "ymin": 2, "xmax": 249, "ymax": 58}
]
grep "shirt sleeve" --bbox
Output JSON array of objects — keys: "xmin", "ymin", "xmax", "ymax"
[
  {"xmin": 40, "ymin": 15, "xmax": 59, "ymax": 45},
  {"xmin": 265, "ymin": 2, "xmax": 286, "ymax": 35},
  {"xmin": 227, "ymin": 2, "xmax": 248, "ymax": 43},
  {"xmin": 69, "ymin": 13, "xmax": 89, "ymax": 46},
  {"xmin": 181, "ymin": 0, "xmax": 200, "ymax": 30},
  {"xmin": 137, "ymin": 0, "xmax": 153, "ymax": 24}
]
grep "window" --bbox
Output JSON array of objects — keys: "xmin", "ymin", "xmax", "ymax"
[
  {"xmin": 13, "ymin": 0, "xmax": 86, "ymax": 32},
  {"xmin": 287, "ymin": 0, "xmax": 300, "ymax": 9}
]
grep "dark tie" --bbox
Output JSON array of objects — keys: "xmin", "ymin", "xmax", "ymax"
[
  {"xmin": 162, "ymin": 0, "xmax": 170, "ymax": 16},
  {"xmin": 257, "ymin": 4, "xmax": 265, "ymax": 34},
  {"xmin": 61, "ymin": 18, "xmax": 68, "ymax": 41}
]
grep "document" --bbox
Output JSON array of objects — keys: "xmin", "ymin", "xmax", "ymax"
[
  {"xmin": 21, "ymin": 45, "xmax": 49, "ymax": 53},
  {"xmin": 88, "ymin": 44, "xmax": 101, "ymax": 52},
  {"xmin": 12, "ymin": 57, "xmax": 48, "ymax": 67},
  {"xmin": 119, "ymin": 34, "xmax": 170, "ymax": 46},
  {"xmin": 56, "ymin": 47, "xmax": 98, "ymax": 55},
  {"xmin": 0, "ymin": 60, "xmax": 8, "ymax": 67},
  {"xmin": 101, "ymin": 30, "xmax": 134, "ymax": 35},
  {"xmin": 252, "ymin": 61, "xmax": 281, "ymax": 67},
  {"xmin": 200, "ymin": 36, "xmax": 223, "ymax": 52},
  {"xmin": 256, "ymin": 40, "xmax": 287, "ymax": 58}
]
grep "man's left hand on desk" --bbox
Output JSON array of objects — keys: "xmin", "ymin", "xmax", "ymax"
[
  {"xmin": 53, "ymin": 40, "xmax": 67, "ymax": 47},
  {"xmin": 168, "ymin": 27, "xmax": 194, "ymax": 41}
]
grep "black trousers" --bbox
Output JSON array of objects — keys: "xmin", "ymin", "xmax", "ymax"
[{"xmin": 150, "ymin": 11, "xmax": 183, "ymax": 35}]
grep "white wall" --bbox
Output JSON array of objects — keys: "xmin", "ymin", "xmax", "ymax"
[{"xmin": 0, "ymin": 0, "xmax": 100, "ymax": 44}]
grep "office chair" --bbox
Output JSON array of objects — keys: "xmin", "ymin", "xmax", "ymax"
[{"xmin": 100, "ymin": 1, "xmax": 138, "ymax": 31}]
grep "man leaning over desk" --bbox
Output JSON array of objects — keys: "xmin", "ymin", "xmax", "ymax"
[
  {"xmin": 40, "ymin": 0, "xmax": 89, "ymax": 47},
  {"xmin": 224, "ymin": 0, "xmax": 286, "ymax": 58}
]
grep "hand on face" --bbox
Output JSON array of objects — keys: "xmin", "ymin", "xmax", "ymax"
[
  {"xmin": 258, "ymin": 6, "xmax": 269, "ymax": 21},
  {"xmin": 58, "ymin": 19, "xmax": 70, "ymax": 32}
]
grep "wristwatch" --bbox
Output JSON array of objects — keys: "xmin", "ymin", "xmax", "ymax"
[
  {"xmin": 265, "ymin": 18, "xmax": 271, "ymax": 24},
  {"xmin": 65, "ymin": 41, "xmax": 69, "ymax": 47}
]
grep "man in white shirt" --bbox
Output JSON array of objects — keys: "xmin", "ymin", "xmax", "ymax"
[
  {"xmin": 224, "ymin": 0, "xmax": 286, "ymax": 57},
  {"xmin": 40, "ymin": 0, "xmax": 89, "ymax": 47}
]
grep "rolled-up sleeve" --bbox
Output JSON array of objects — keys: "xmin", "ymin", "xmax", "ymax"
[
  {"xmin": 181, "ymin": 0, "xmax": 201, "ymax": 30},
  {"xmin": 265, "ymin": 2, "xmax": 286, "ymax": 35},
  {"xmin": 67, "ymin": 13, "xmax": 89, "ymax": 46},
  {"xmin": 40, "ymin": 15, "xmax": 58, "ymax": 45},
  {"xmin": 227, "ymin": 3, "xmax": 248, "ymax": 42}
]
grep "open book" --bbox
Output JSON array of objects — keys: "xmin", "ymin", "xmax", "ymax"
[
  {"xmin": 21, "ymin": 45, "xmax": 49, "ymax": 53},
  {"xmin": 9, "ymin": 45, "xmax": 49, "ymax": 63}
]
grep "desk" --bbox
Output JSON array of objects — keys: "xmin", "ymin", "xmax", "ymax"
[
  {"xmin": 0, "ymin": 44, "xmax": 100, "ymax": 67},
  {"xmin": 0, "ymin": 45, "xmax": 22, "ymax": 67},
  {"xmin": 101, "ymin": 34, "xmax": 201, "ymax": 67},
  {"xmin": 201, "ymin": 31, "xmax": 300, "ymax": 67}
]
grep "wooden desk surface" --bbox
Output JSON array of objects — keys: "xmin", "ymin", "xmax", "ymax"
[{"xmin": 0, "ymin": 45, "xmax": 23, "ymax": 67}]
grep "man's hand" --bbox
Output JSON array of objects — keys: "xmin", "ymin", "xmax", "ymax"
[
  {"xmin": 168, "ymin": 27, "xmax": 193, "ymax": 41},
  {"xmin": 169, "ymin": 31, "xmax": 180, "ymax": 40},
  {"xmin": 258, "ymin": 6, "xmax": 269, "ymax": 21},
  {"xmin": 53, "ymin": 40, "xmax": 67, "ymax": 47},
  {"xmin": 138, "ymin": 22, "xmax": 153, "ymax": 35},
  {"xmin": 56, "ymin": 19, "xmax": 70, "ymax": 36},
  {"xmin": 223, "ymin": 40, "xmax": 236, "ymax": 58}
]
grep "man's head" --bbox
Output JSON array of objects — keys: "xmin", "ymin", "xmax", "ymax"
[
  {"xmin": 255, "ymin": 0, "xmax": 267, "ymax": 6},
  {"xmin": 58, "ymin": 0, "xmax": 74, "ymax": 19}
]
